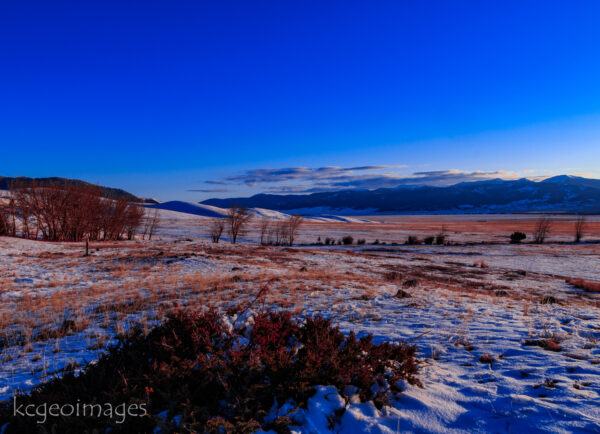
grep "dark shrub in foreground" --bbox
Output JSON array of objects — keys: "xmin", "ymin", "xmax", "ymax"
[
  {"xmin": 342, "ymin": 236, "xmax": 354, "ymax": 245},
  {"xmin": 0, "ymin": 310, "xmax": 420, "ymax": 433}
]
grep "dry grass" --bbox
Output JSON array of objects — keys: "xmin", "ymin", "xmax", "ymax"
[
  {"xmin": 1, "ymin": 218, "xmax": 599, "ymax": 391},
  {"xmin": 565, "ymin": 277, "xmax": 600, "ymax": 293}
]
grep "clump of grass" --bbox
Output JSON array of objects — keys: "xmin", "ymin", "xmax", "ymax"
[
  {"xmin": 524, "ymin": 338, "xmax": 562, "ymax": 352},
  {"xmin": 384, "ymin": 271, "xmax": 403, "ymax": 282},
  {"xmin": 565, "ymin": 277, "xmax": 600, "ymax": 293},
  {"xmin": 479, "ymin": 354, "xmax": 494, "ymax": 365}
]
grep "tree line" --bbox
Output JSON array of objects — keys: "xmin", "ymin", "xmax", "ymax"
[{"xmin": 0, "ymin": 181, "xmax": 157, "ymax": 241}]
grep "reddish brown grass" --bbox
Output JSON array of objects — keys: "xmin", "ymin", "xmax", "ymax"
[{"xmin": 565, "ymin": 277, "xmax": 600, "ymax": 293}]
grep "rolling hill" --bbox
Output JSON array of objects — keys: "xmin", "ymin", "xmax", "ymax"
[{"xmin": 0, "ymin": 176, "xmax": 142, "ymax": 202}]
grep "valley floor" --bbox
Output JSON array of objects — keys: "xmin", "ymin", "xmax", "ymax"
[{"xmin": 0, "ymin": 214, "xmax": 599, "ymax": 432}]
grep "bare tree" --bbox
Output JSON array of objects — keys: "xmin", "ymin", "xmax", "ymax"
[
  {"xmin": 227, "ymin": 205, "xmax": 251, "ymax": 244},
  {"xmin": 271, "ymin": 220, "xmax": 287, "ymax": 246},
  {"xmin": 0, "ymin": 204, "xmax": 9, "ymax": 235},
  {"xmin": 259, "ymin": 218, "xmax": 270, "ymax": 245},
  {"xmin": 209, "ymin": 218, "xmax": 226, "ymax": 243},
  {"xmin": 285, "ymin": 214, "xmax": 303, "ymax": 246},
  {"xmin": 125, "ymin": 205, "xmax": 145, "ymax": 240},
  {"xmin": 7, "ymin": 195, "xmax": 17, "ymax": 236},
  {"xmin": 533, "ymin": 216, "xmax": 552, "ymax": 244},
  {"xmin": 574, "ymin": 215, "xmax": 586, "ymax": 243},
  {"xmin": 146, "ymin": 208, "xmax": 160, "ymax": 240}
]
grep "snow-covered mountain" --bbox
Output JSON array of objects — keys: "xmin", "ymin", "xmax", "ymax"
[{"xmin": 202, "ymin": 175, "xmax": 600, "ymax": 214}]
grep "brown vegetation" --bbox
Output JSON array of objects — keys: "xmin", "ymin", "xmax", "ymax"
[
  {"xmin": 209, "ymin": 218, "xmax": 226, "ymax": 243},
  {"xmin": 574, "ymin": 215, "xmax": 586, "ymax": 243},
  {"xmin": 5, "ymin": 181, "xmax": 144, "ymax": 241},
  {"xmin": 565, "ymin": 277, "xmax": 600, "ymax": 293},
  {"xmin": 533, "ymin": 216, "xmax": 552, "ymax": 244},
  {"xmin": 142, "ymin": 208, "xmax": 160, "ymax": 240},
  {"xmin": 257, "ymin": 214, "xmax": 303, "ymax": 246},
  {"xmin": 226, "ymin": 205, "xmax": 252, "ymax": 244},
  {"xmin": 0, "ymin": 309, "xmax": 419, "ymax": 432}
]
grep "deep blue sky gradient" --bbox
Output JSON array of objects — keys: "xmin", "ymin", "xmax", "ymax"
[{"xmin": 1, "ymin": 1, "xmax": 600, "ymax": 200}]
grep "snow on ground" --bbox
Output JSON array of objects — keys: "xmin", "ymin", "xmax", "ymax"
[
  {"xmin": 358, "ymin": 243, "xmax": 600, "ymax": 281},
  {"xmin": 1, "ymin": 214, "xmax": 599, "ymax": 432},
  {"xmin": 150, "ymin": 201, "xmax": 376, "ymax": 223},
  {"xmin": 151, "ymin": 201, "xmax": 230, "ymax": 218}
]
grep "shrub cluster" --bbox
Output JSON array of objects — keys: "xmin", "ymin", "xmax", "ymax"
[
  {"xmin": 0, "ymin": 309, "xmax": 420, "ymax": 433},
  {"xmin": 407, "ymin": 234, "xmax": 446, "ymax": 246},
  {"xmin": 315, "ymin": 237, "xmax": 338, "ymax": 245}
]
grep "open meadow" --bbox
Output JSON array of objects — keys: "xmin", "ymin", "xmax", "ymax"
[{"xmin": 1, "ymin": 211, "xmax": 599, "ymax": 432}]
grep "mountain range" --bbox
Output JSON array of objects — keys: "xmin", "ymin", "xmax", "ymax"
[{"xmin": 202, "ymin": 175, "xmax": 600, "ymax": 214}]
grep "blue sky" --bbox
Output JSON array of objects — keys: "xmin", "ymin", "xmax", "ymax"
[{"xmin": 1, "ymin": 1, "xmax": 600, "ymax": 200}]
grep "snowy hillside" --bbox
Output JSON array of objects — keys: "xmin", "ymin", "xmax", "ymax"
[{"xmin": 150, "ymin": 201, "xmax": 374, "ymax": 223}]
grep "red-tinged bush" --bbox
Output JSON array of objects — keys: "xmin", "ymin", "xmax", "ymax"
[{"xmin": 0, "ymin": 308, "xmax": 420, "ymax": 433}]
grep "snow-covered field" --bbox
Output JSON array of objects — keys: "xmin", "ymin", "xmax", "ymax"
[{"xmin": 1, "ymin": 212, "xmax": 599, "ymax": 432}]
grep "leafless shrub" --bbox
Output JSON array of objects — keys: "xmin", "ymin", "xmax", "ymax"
[
  {"xmin": 266, "ymin": 220, "xmax": 288, "ymax": 246},
  {"xmin": 209, "ymin": 218, "xmax": 226, "ymax": 243},
  {"xmin": 435, "ymin": 226, "xmax": 447, "ymax": 245},
  {"xmin": 259, "ymin": 218, "xmax": 270, "ymax": 245},
  {"xmin": 226, "ymin": 205, "xmax": 251, "ymax": 244},
  {"xmin": 533, "ymin": 216, "xmax": 552, "ymax": 244},
  {"xmin": 258, "ymin": 215, "xmax": 302, "ymax": 246},
  {"xmin": 574, "ymin": 215, "xmax": 586, "ymax": 243},
  {"xmin": 143, "ymin": 208, "xmax": 160, "ymax": 240},
  {"xmin": 285, "ymin": 214, "xmax": 303, "ymax": 246}
]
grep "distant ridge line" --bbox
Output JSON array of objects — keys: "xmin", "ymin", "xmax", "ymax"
[
  {"xmin": 0, "ymin": 176, "xmax": 141, "ymax": 202},
  {"xmin": 202, "ymin": 175, "xmax": 600, "ymax": 214}
]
